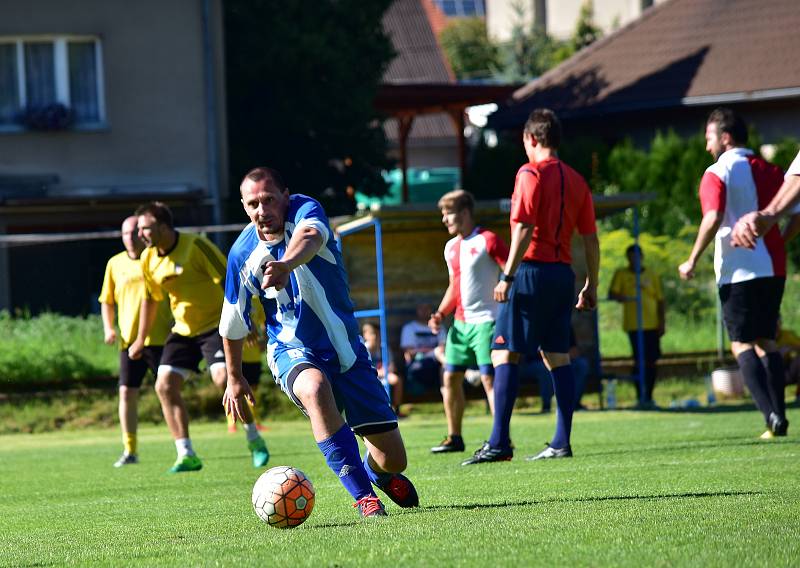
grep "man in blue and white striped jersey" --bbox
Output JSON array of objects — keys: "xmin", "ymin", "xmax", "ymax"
[{"xmin": 220, "ymin": 167, "xmax": 418, "ymax": 518}]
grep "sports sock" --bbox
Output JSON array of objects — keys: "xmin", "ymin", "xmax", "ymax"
[
  {"xmin": 123, "ymin": 432, "xmax": 137, "ymax": 456},
  {"xmin": 549, "ymin": 364, "xmax": 576, "ymax": 449},
  {"xmin": 488, "ymin": 363, "xmax": 519, "ymax": 449},
  {"xmin": 363, "ymin": 452, "xmax": 392, "ymax": 486},
  {"xmin": 226, "ymin": 410, "xmax": 236, "ymax": 430},
  {"xmin": 247, "ymin": 398, "xmax": 262, "ymax": 425},
  {"xmin": 243, "ymin": 422, "xmax": 260, "ymax": 443},
  {"xmin": 317, "ymin": 424, "xmax": 375, "ymax": 501},
  {"xmin": 175, "ymin": 437, "xmax": 195, "ymax": 458},
  {"xmin": 762, "ymin": 352, "xmax": 787, "ymax": 418},
  {"xmin": 737, "ymin": 349, "xmax": 775, "ymax": 422}
]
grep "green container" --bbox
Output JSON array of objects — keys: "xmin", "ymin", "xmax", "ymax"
[{"xmin": 355, "ymin": 167, "xmax": 460, "ymax": 207}]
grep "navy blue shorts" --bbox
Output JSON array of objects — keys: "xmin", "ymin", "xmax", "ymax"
[{"xmin": 492, "ymin": 261, "xmax": 575, "ymax": 354}]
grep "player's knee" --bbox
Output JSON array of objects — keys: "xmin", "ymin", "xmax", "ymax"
[
  {"xmin": 154, "ymin": 375, "xmax": 177, "ymax": 399},
  {"xmin": 542, "ymin": 351, "xmax": 570, "ymax": 369},
  {"xmin": 481, "ymin": 374, "xmax": 494, "ymax": 389},
  {"xmin": 292, "ymin": 374, "xmax": 330, "ymax": 407},
  {"xmin": 491, "ymin": 350, "xmax": 518, "ymax": 366},
  {"xmin": 381, "ymin": 448, "xmax": 407, "ymax": 473}
]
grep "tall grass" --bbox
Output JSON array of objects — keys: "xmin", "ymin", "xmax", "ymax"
[{"xmin": 0, "ymin": 311, "xmax": 117, "ymax": 385}]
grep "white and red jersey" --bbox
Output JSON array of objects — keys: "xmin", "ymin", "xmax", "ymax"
[
  {"xmin": 699, "ymin": 147, "xmax": 786, "ymax": 285},
  {"xmin": 787, "ymin": 150, "xmax": 800, "ymax": 177},
  {"xmin": 444, "ymin": 227, "xmax": 509, "ymax": 324}
]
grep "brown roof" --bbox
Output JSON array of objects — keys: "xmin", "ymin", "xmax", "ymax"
[
  {"xmin": 382, "ymin": 0, "xmax": 456, "ymax": 141},
  {"xmin": 492, "ymin": 0, "xmax": 800, "ymax": 127}
]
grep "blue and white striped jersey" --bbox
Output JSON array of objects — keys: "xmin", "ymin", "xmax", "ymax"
[{"xmin": 219, "ymin": 194, "xmax": 361, "ymax": 373}]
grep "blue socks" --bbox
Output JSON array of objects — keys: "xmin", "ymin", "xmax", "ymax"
[
  {"xmin": 317, "ymin": 424, "xmax": 375, "ymax": 501},
  {"xmin": 550, "ymin": 364, "xmax": 576, "ymax": 449},
  {"xmin": 488, "ymin": 363, "xmax": 519, "ymax": 449}
]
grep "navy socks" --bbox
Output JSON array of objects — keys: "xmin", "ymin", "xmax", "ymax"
[
  {"xmin": 737, "ymin": 349, "xmax": 775, "ymax": 423},
  {"xmin": 550, "ymin": 364, "xmax": 576, "ymax": 449},
  {"xmin": 317, "ymin": 424, "xmax": 375, "ymax": 501},
  {"xmin": 488, "ymin": 363, "xmax": 519, "ymax": 449}
]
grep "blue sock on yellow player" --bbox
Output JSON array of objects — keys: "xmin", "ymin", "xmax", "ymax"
[
  {"xmin": 317, "ymin": 424, "xmax": 376, "ymax": 501},
  {"xmin": 488, "ymin": 363, "xmax": 519, "ymax": 449},
  {"xmin": 550, "ymin": 364, "xmax": 576, "ymax": 449}
]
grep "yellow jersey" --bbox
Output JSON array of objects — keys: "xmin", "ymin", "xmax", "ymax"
[
  {"xmin": 98, "ymin": 251, "xmax": 172, "ymax": 348},
  {"xmin": 242, "ymin": 298, "xmax": 266, "ymax": 364},
  {"xmin": 141, "ymin": 232, "xmax": 227, "ymax": 337},
  {"xmin": 609, "ymin": 267, "xmax": 664, "ymax": 332}
]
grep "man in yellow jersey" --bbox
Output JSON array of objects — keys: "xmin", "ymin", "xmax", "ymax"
[
  {"xmin": 229, "ymin": 297, "xmax": 267, "ymax": 433},
  {"xmin": 100, "ymin": 216, "xmax": 172, "ymax": 468},
  {"xmin": 608, "ymin": 244, "xmax": 665, "ymax": 408},
  {"xmin": 128, "ymin": 202, "xmax": 269, "ymax": 473}
]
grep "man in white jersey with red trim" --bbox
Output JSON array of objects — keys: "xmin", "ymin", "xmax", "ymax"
[
  {"xmin": 679, "ymin": 108, "xmax": 799, "ymax": 438},
  {"xmin": 428, "ymin": 189, "xmax": 508, "ymax": 453}
]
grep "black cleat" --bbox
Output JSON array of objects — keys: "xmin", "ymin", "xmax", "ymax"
[
  {"xmin": 769, "ymin": 413, "xmax": 789, "ymax": 436},
  {"xmin": 526, "ymin": 443, "xmax": 573, "ymax": 461},
  {"xmin": 461, "ymin": 442, "xmax": 513, "ymax": 465},
  {"xmin": 374, "ymin": 473, "xmax": 419, "ymax": 508},
  {"xmin": 431, "ymin": 435, "xmax": 465, "ymax": 453}
]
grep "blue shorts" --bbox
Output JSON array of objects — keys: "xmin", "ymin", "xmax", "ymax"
[
  {"xmin": 269, "ymin": 343, "xmax": 398, "ymax": 436},
  {"xmin": 492, "ymin": 261, "xmax": 575, "ymax": 355}
]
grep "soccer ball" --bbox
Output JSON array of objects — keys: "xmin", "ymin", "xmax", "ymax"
[{"xmin": 252, "ymin": 466, "xmax": 315, "ymax": 528}]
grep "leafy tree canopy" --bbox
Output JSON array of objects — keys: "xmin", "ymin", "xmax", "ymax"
[
  {"xmin": 439, "ymin": 17, "xmax": 499, "ymax": 80},
  {"xmin": 224, "ymin": 0, "xmax": 395, "ymax": 216}
]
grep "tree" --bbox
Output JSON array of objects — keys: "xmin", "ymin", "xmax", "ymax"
[
  {"xmin": 571, "ymin": 0, "xmax": 602, "ymax": 52},
  {"xmin": 439, "ymin": 17, "xmax": 499, "ymax": 80},
  {"xmin": 224, "ymin": 0, "xmax": 395, "ymax": 217},
  {"xmin": 496, "ymin": 0, "xmax": 560, "ymax": 82}
]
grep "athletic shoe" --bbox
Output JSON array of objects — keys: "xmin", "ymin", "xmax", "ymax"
[
  {"xmin": 373, "ymin": 473, "xmax": 419, "ymax": 508},
  {"xmin": 354, "ymin": 496, "xmax": 387, "ymax": 518},
  {"xmin": 113, "ymin": 453, "xmax": 138, "ymax": 468},
  {"xmin": 768, "ymin": 413, "xmax": 789, "ymax": 436},
  {"xmin": 248, "ymin": 438, "xmax": 270, "ymax": 468},
  {"xmin": 461, "ymin": 442, "xmax": 513, "ymax": 466},
  {"xmin": 168, "ymin": 454, "xmax": 203, "ymax": 473},
  {"xmin": 759, "ymin": 430, "xmax": 775, "ymax": 440},
  {"xmin": 431, "ymin": 435, "xmax": 465, "ymax": 453},
  {"xmin": 526, "ymin": 443, "xmax": 573, "ymax": 461}
]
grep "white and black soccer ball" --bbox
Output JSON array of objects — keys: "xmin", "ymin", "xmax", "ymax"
[{"xmin": 252, "ymin": 466, "xmax": 315, "ymax": 529}]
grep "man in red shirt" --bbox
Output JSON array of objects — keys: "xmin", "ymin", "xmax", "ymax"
[{"xmin": 462, "ymin": 108, "xmax": 599, "ymax": 465}]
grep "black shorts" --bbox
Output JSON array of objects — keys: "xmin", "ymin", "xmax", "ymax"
[
  {"xmin": 492, "ymin": 261, "xmax": 575, "ymax": 354},
  {"xmin": 160, "ymin": 328, "xmax": 226, "ymax": 373},
  {"xmin": 243, "ymin": 361, "xmax": 262, "ymax": 386},
  {"xmin": 719, "ymin": 277, "xmax": 784, "ymax": 343},
  {"xmin": 119, "ymin": 346, "xmax": 163, "ymax": 388}
]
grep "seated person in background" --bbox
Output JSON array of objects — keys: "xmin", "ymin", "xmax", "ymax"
[
  {"xmin": 520, "ymin": 329, "xmax": 589, "ymax": 412},
  {"xmin": 401, "ymin": 303, "xmax": 446, "ymax": 396},
  {"xmin": 362, "ymin": 321, "xmax": 404, "ymax": 415},
  {"xmin": 776, "ymin": 317, "xmax": 800, "ymax": 404}
]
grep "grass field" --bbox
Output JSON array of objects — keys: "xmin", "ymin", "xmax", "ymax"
[{"xmin": 3, "ymin": 405, "xmax": 798, "ymax": 567}]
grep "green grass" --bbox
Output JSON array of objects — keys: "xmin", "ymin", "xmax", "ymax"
[{"xmin": 2, "ymin": 405, "xmax": 798, "ymax": 566}]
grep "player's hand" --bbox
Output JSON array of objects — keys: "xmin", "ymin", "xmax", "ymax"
[
  {"xmin": 262, "ymin": 260, "xmax": 291, "ymax": 292},
  {"xmin": 428, "ymin": 311, "xmax": 443, "ymax": 333},
  {"xmin": 222, "ymin": 375, "xmax": 256, "ymax": 424},
  {"xmin": 127, "ymin": 338, "xmax": 145, "ymax": 360},
  {"xmin": 576, "ymin": 284, "xmax": 597, "ymax": 311},
  {"xmin": 678, "ymin": 259, "xmax": 696, "ymax": 280},
  {"xmin": 494, "ymin": 280, "xmax": 510, "ymax": 303},
  {"xmin": 731, "ymin": 211, "xmax": 774, "ymax": 249},
  {"xmin": 103, "ymin": 328, "xmax": 117, "ymax": 345}
]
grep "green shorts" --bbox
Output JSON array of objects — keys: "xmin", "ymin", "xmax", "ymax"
[{"xmin": 445, "ymin": 320, "xmax": 495, "ymax": 370}]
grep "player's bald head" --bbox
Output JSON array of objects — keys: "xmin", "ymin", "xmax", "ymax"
[{"xmin": 121, "ymin": 215, "xmax": 138, "ymax": 232}]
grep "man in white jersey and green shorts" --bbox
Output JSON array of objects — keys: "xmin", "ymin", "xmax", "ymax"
[{"xmin": 429, "ymin": 190, "xmax": 509, "ymax": 453}]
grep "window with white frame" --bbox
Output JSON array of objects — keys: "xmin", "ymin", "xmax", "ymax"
[
  {"xmin": 0, "ymin": 36, "xmax": 105, "ymax": 129},
  {"xmin": 435, "ymin": 0, "xmax": 485, "ymax": 17}
]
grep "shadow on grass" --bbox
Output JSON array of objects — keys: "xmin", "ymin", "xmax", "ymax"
[
  {"xmin": 303, "ymin": 490, "xmax": 764, "ymax": 528},
  {"xmin": 580, "ymin": 437, "xmax": 800, "ymax": 458},
  {"xmin": 418, "ymin": 490, "xmax": 763, "ymax": 513}
]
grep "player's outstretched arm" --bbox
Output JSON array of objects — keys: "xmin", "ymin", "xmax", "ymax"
[
  {"xmin": 263, "ymin": 225, "xmax": 323, "ymax": 291},
  {"xmin": 731, "ymin": 173, "xmax": 800, "ymax": 248},
  {"xmin": 576, "ymin": 232, "xmax": 599, "ymax": 311},
  {"xmin": 222, "ymin": 336, "xmax": 255, "ymax": 423},
  {"xmin": 679, "ymin": 210, "xmax": 722, "ymax": 280}
]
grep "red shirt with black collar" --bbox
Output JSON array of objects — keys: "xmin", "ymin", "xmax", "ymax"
[{"xmin": 510, "ymin": 157, "xmax": 596, "ymax": 264}]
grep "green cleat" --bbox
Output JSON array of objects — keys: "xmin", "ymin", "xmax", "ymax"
[
  {"xmin": 168, "ymin": 454, "xmax": 203, "ymax": 473},
  {"xmin": 249, "ymin": 437, "xmax": 270, "ymax": 468}
]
